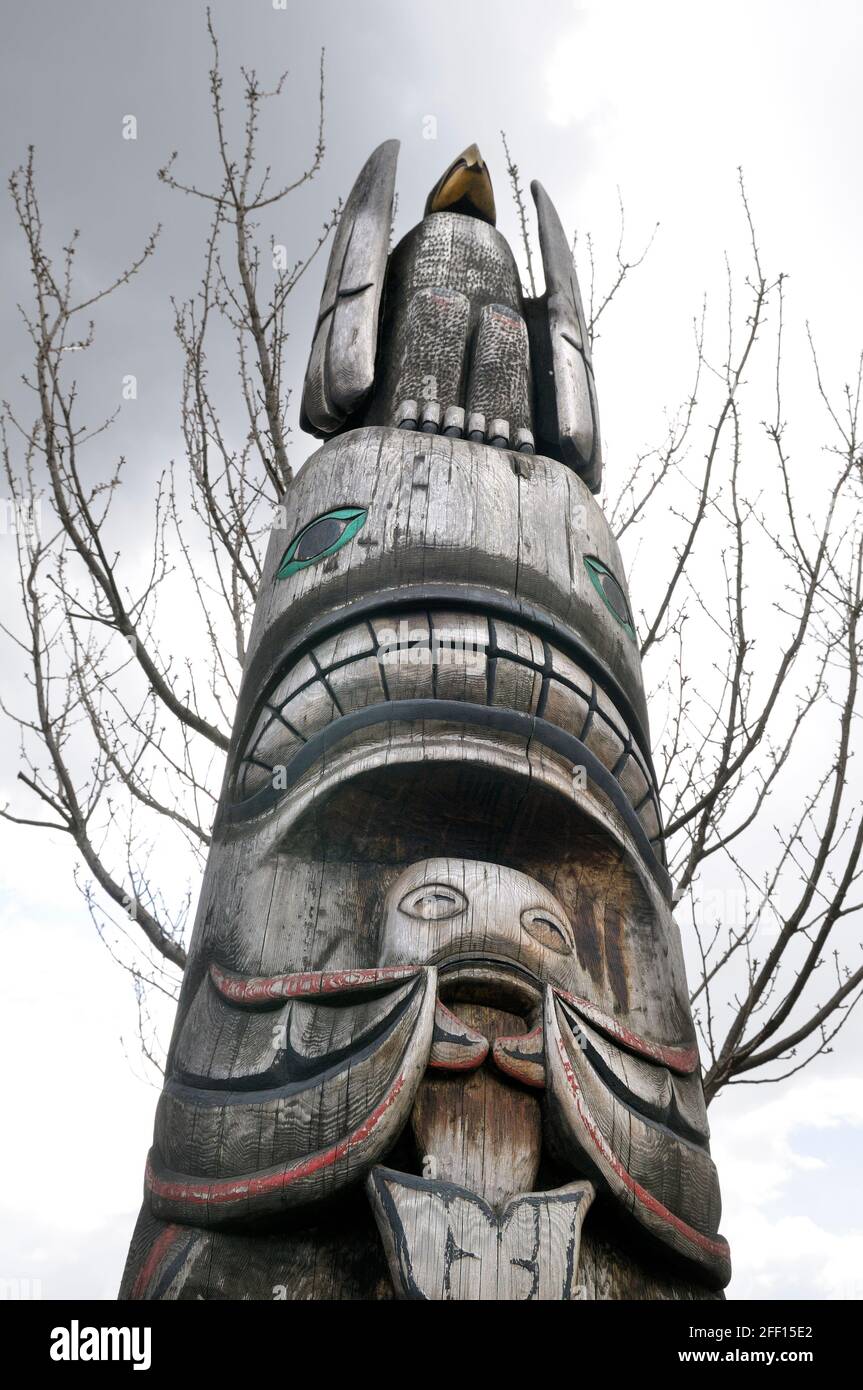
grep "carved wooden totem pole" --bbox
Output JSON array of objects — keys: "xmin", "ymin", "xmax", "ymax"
[{"xmin": 121, "ymin": 142, "xmax": 731, "ymax": 1300}]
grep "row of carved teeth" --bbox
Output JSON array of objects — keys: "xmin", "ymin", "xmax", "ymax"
[
  {"xmin": 233, "ymin": 610, "xmax": 662, "ymax": 847},
  {"xmin": 396, "ymin": 399, "xmax": 535, "ymax": 452}
]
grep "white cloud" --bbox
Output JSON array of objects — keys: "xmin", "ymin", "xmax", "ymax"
[
  {"xmin": 728, "ymin": 1207, "xmax": 863, "ymax": 1300},
  {"xmin": 712, "ymin": 1078, "xmax": 863, "ymax": 1298}
]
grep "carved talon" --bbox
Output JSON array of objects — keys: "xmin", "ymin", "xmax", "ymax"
[
  {"xmin": 400, "ymin": 403, "xmax": 532, "ymax": 454},
  {"xmin": 420, "ymin": 399, "xmax": 442, "ymax": 434},
  {"xmin": 397, "ymin": 398, "xmax": 419, "ymax": 430},
  {"xmin": 397, "ymin": 400, "xmax": 471, "ymax": 441},
  {"xmin": 488, "ymin": 417, "xmax": 510, "ymax": 448},
  {"xmin": 467, "ymin": 411, "xmax": 486, "ymax": 442}
]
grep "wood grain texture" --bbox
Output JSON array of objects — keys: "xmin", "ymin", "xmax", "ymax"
[
  {"xmin": 301, "ymin": 140, "xmax": 398, "ymax": 434},
  {"xmin": 368, "ymin": 1167, "xmax": 594, "ymax": 1300},
  {"xmin": 411, "ymin": 1004, "xmax": 542, "ymax": 1209},
  {"xmin": 122, "ymin": 146, "xmax": 730, "ymax": 1300}
]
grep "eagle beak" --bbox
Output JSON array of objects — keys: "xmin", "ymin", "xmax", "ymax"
[{"xmin": 425, "ymin": 143, "xmax": 496, "ymax": 225}]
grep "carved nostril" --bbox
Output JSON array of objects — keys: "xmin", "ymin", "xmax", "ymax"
[{"xmin": 521, "ymin": 907, "xmax": 572, "ymax": 956}]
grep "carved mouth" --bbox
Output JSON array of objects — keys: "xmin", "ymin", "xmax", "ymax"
[
  {"xmin": 224, "ymin": 598, "xmax": 665, "ymax": 874},
  {"xmin": 437, "ymin": 956, "xmax": 544, "ymax": 1018}
]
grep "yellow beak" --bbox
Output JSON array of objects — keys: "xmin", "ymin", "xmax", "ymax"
[{"xmin": 425, "ymin": 143, "xmax": 496, "ymax": 225}]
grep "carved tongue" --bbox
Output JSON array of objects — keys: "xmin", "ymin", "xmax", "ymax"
[{"xmin": 412, "ymin": 1003, "xmax": 542, "ymax": 1209}]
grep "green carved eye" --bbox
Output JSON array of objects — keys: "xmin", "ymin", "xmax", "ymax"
[
  {"xmin": 584, "ymin": 555, "xmax": 636, "ymax": 641},
  {"xmin": 276, "ymin": 507, "xmax": 367, "ymax": 580}
]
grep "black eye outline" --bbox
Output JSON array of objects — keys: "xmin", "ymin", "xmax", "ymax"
[
  {"xmin": 520, "ymin": 907, "xmax": 573, "ymax": 955},
  {"xmin": 276, "ymin": 507, "xmax": 367, "ymax": 580},
  {"xmin": 584, "ymin": 555, "xmax": 636, "ymax": 641},
  {"xmin": 398, "ymin": 884, "xmax": 468, "ymax": 922}
]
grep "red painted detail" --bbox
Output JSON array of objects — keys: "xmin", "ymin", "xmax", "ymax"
[
  {"xmin": 146, "ymin": 1075, "xmax": 406, "ymax": 1209},
  {"xmin": 433, "ymin": 997, "xmax": 486, "ymax": 1040},
  {"xmin": 428, "ymin": 998, "xmax": 489, "ymax": 1071},
  {"xmin": 554, "ymin": 989, "xmax": 698, "ymax": 1075},
  {"xmin": 492, "ymin": 1026, "xmax": 547, "ymax": 1089},
  {"xmin": 555, "ymin": 1035, "xmax": 728, "ymax": 1263},
  {"xmin": 130, "ymin": 1223, "xmax": 181, "ymax": 1300},
  {"xmin": 428, "ymin": 1054, "xmax": 485, "ymax": 1072},
  {"xmin": 210, "ymin": 962, "xmax": 420, "ymax": 1006}
]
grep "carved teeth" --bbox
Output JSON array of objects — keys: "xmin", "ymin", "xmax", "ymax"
[
  {"xmin": 442, "ymin": 405, "xmax": 465, "ymax": 438},
  {"xmin": 231, "ymin": 607, "xmax": 664, "ymax": 849}
]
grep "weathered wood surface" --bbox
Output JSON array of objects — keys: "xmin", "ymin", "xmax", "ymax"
[
  {"xmin": 120, "ymin": 1196, "xmax": 720, "ymax": 1301},
  {"xmin": 301, "ymin": 140, "xmax": 398, "ymax": 435},
  {"xmin": 532, "ymin": 179, "xmax": 602, "ymax": 490},
  {"xmin": 368, "ymin": 1167, "xmax": 595, "ymax": 1301},
  {"xmin": 411, "ymin": 1004, "xmax": 542, "ymax": 1208},
  {"xmin": 121, "ymin": 141, "xmax": 730, "ymax": 1301}
]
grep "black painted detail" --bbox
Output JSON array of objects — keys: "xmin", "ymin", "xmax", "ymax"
[{"xmin": 222, "ymin": 698, "xmax": 672, "ymax": 902}]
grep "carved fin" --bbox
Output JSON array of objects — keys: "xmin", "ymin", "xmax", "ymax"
[
  {"xmin": 209, "ymin": 960, "xmax": 420, "ymax": 1006},
  {"xmin": 531, "ymin": 180, "xmax": 603, "ymax": 493},
  {"xmin": 147, "ymin": 968, "xmax": 438, "ymax": 1226},
  {"xmin": 301, "ymin": 139, "xmax": 399, "ymax": 436},
  {"xmin": 545, "ymin": 989, "xmax": 731, "ymax": 1287},
  {"xmin": 553, "ymin": 987, "xmax": 699, "ymax": 1075}
]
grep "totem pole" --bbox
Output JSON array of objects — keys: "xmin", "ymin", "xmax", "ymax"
[{"xmin": 121, "ymin": 142, "xmax": 731, "ymax": 1300}]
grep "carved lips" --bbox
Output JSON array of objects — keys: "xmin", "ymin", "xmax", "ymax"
[{"xmin": 228, "ymin": 604, "xmax": 665, "ymax": 872}]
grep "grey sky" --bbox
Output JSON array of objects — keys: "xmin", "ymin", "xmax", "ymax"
[{"xmin": 1, "ymin": 0, "xmax": 861, "ymax": 1300}]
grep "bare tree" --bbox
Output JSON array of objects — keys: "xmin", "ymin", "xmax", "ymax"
[
  {"xmin": 2, "ymin": 47, "xmax": 860, "ymax": 1099},
  {"xmin": 548, "ymin": 162, "xmax": 863, "ymax": 1101},
  {"xmin": 1, "ymin": 16, "xmax": 334, "ymax": 1050}
]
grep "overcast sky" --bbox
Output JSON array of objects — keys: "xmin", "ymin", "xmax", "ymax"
[{"xmin": 1, "ymin": 0, "xmax": 861, "ymax": 1300}]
